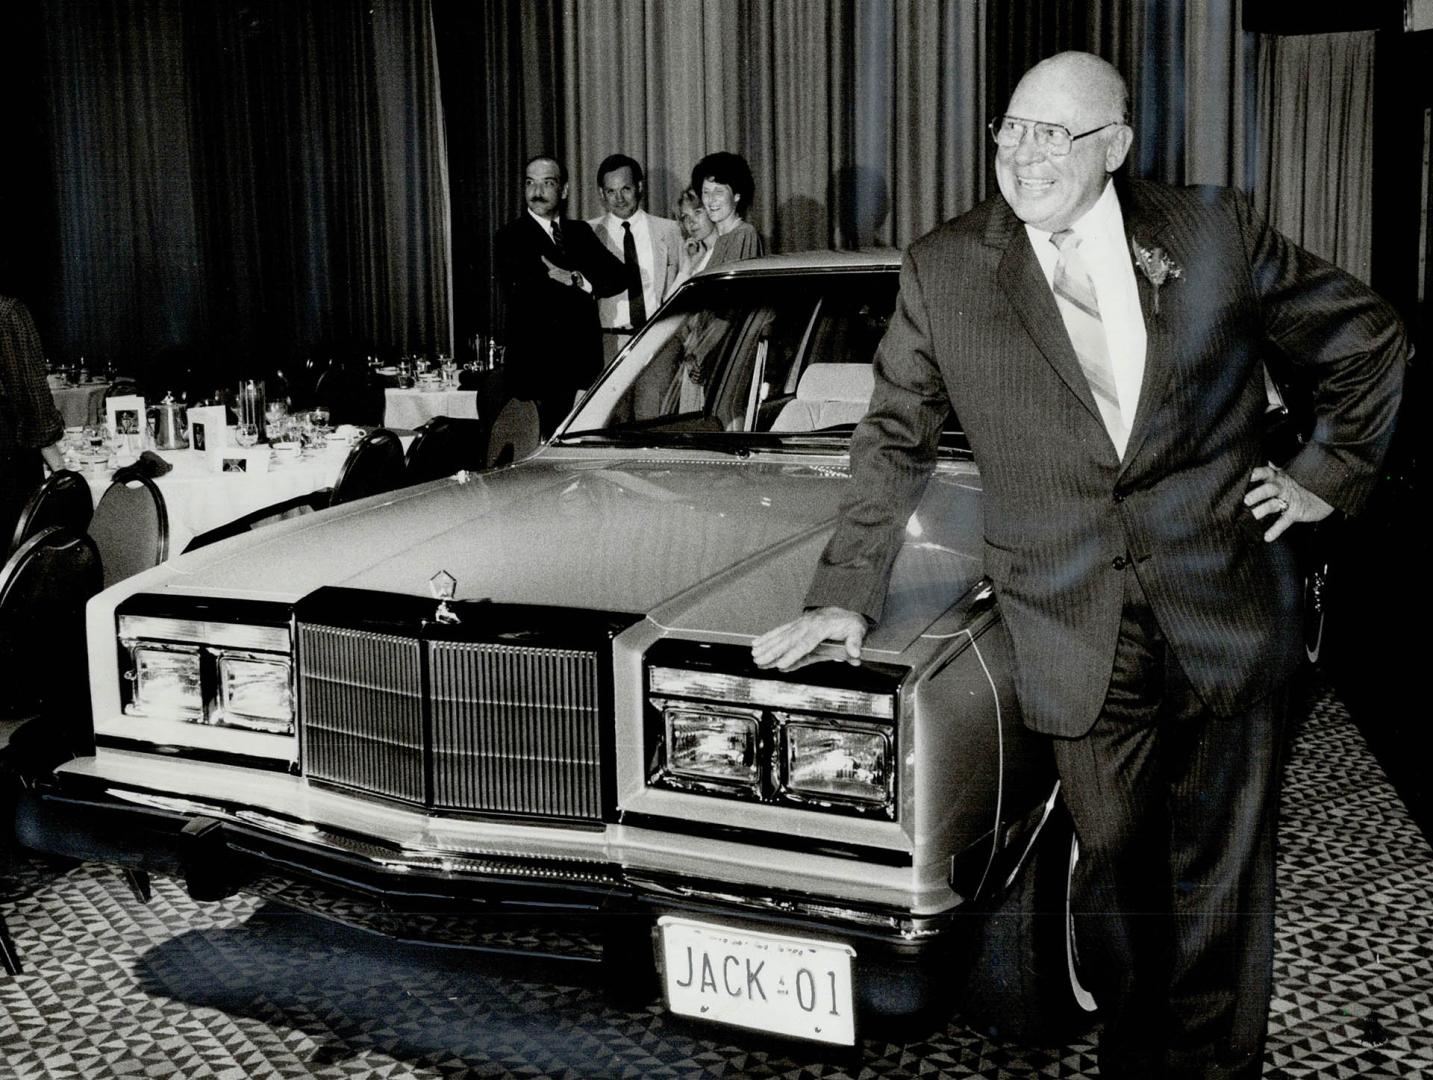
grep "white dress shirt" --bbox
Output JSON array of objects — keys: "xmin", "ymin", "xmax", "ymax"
[
  {"xmin": 1025, "ymin": 181, "xmax": 1147, "ymax": 457},
  {"xmin": 527, "ymin": 208, "xmax": 560, "ymax": 242},
  {"xmin": 600, "ymin": 209, "xmax": 658, "ymax": 328}
]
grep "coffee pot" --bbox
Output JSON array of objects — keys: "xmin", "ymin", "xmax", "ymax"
[{"xmin": 149, "ymin": 392, "xmax": 189, "ymax": 450}]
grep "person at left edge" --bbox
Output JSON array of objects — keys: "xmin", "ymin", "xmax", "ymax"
[
  {"xmin": 0, "ymin": 295, "xmax": 65, "ymax": 545},
  {"xmin": 495, "ymin": 154, "xmax": 625, "ymax": 437},
  {"xmin": 587, "ymin": 153, "xmax": 683, "ymax": 367}
]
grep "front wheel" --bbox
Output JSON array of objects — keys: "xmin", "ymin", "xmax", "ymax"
[{"xmin": 956, "ymin": 798, "xmax": 1098, "ymax": 1044}]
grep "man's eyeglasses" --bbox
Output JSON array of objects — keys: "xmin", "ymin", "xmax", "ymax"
[{"xmin": 988, "ymin": 116, "xmax": 1121, "ymax": 156}]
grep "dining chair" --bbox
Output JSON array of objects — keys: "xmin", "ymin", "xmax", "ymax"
[
  {"xmin": 485, "ymin": 398, "xmax": 541, "ymax": 468},
  {"xmin": 7, "ymin": 470, "xmax": 94, "ymax": 558},
  {"xmin": 0, "ymin": 525, "xmax": 104, "ymax": 975},
  {"xmin": 404, "ymin": 416, "xmax": 488, "ymax": 485},
  {"xmin": 88, "ymin": 474, "xmax": 170, "ymax": 589},
  {"xmin": 329, "ymin": 428, "xmax": 407, "ymax": 506}
]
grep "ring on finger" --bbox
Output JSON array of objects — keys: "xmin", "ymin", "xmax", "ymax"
[{"xmin": 1273, "ymin": 497, "xmax": 1288, "ymax": 513}]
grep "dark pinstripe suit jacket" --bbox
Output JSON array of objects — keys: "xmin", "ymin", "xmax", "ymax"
[{"xmin": 805, "ymin": 179, "xmax": 1406, "ymax": 737}]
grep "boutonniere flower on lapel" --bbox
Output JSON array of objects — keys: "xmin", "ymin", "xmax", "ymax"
[{"xmin": 1131, "ymin": 239, "xmax": 1183, "ymax": 315}]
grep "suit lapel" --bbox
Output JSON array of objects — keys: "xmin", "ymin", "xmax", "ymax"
[
  {"xmin": 988, "ymin": 200, "xmax": 1106, "ymax": 431},
  {"xmin": 1117, "ymin": 182, "xmax": 1175, "ymax": 476}
]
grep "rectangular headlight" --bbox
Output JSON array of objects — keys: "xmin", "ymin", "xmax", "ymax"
[
  {"xmin": 780, "ymin": 715, "xmax": 893, "ymax": 810},
  {"xmin": 217, "ymin": 652, "xmax": 294, "ymax": 733},
  {"xmin": 650, "ymin": 666, "xmax": 892, "ymax": 720},
  {"xmin": 664, "ymin": 704, "xmax": 760, "ymax": 791},
  {"xmin": 127, "ymin": 644, "xmax": 203, "ymax": 721},
  {"xmin": 109, "ymin": 608, "xmax": 296, "ymax": 765}
]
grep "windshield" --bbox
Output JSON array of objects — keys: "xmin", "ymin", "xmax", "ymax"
[{"xmin": 562, "ymin": 270, "xmax": 962, "ymax": 447}]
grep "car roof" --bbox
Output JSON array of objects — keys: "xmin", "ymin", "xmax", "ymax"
[{"xmin": 691, "ymin": 249, "xmax": 902, "ymax": 280}]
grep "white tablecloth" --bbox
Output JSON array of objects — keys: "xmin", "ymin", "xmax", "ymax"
[
  {"xmin": 79, "ymin": 442, "xmax": 356, "ymax": 555},
  {"xmin": 383, "ymin": 387, "xmax": 479, "ymax": 429},
  {"xmin": 51, "ymin": 383, "xmax": 109, "ymax": 427}
]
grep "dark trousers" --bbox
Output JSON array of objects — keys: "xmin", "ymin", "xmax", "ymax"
[
  {"xmin": 0, "ymin": 450, "xmax": 44, "ymax": 550},
  {"xmin": 1050, "ymin": 570, "xmax": 1288, "ymax": 1080}
]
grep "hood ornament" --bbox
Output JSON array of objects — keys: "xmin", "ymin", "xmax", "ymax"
[{"xmin": 429, "ymin": 570, "xmax": 461, "ymax": 625}]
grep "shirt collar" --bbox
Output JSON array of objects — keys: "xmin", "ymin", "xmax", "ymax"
[
  {"xmin": 527, "ymin": 208, "xmax": 560, "ymax": 236},
  {"xmin": 1025, "ymin": 178, "xmax": 1124, "ymax": 245},
  {"xmin": 606, "ymin": 209, "xmax": 647, "ymax": 232}
]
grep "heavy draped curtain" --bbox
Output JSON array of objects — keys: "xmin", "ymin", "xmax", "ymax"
[
  {"xmin": 40, "ymin": 0, "xmax": 450, "ymax": 383},
  {"xmin": 27, "ymin": 0, "xmax": 1376, "ymax": 375},
  {"xmin": 1255, "ymin": 31, "xmax": 1376, "ymax": 282},
  {"xmin": 558, "ymin": 0, "xmax": 987, "ymax": 252},
  {"xmin": 558, "ymin": 0, "xmax": 1266, "ymax": 256}
]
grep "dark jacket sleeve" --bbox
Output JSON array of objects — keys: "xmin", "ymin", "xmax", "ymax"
[
  {"xmin": 802, "ymin": 248, "xmax": 950, "ymax": 622},
  {"xmin": 1228, "ymin": 189, "xmax": 1408, "ymax": 516},
  {"xmin": 568, "ymin": 221, "xmax": 626, "ymax": 299},
  {"xmin": 0, "ymin": 296, "xmax": 64, "ymax": 451}
]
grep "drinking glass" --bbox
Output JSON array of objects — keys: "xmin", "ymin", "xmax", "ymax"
[
  {"xmin": 235, "ymin": 422, "xmax": 259, "ymax": 448},
  {"xmin": 310, "ymin": 405, "xmax": 330, "ymax": 431}
]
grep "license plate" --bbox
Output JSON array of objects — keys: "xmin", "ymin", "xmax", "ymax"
[{"xmin": 658, "ymin": 917, "xmax": 856, "ymax": 1045}]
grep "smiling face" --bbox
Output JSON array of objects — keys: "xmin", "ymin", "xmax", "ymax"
[
  {"xmin": 679, "ymin": 199, "xmax": 715, "ymax": 244},
  {"xmin": 994, "ymin": 54, "xmax": 1132, "ymax": 233},
  {"xmin": 701, "ymin": 180, "xmax": 741, "ymax": 232},
  {"xmin": 599, "ymin": 165, "xmax": 641, "ymax": 220},
  {"xmin": 524, "ymin": 158, "xmax": 567, "ymax": 220}
]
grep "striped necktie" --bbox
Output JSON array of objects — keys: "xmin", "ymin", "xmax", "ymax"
[{"xmin": 1050, "ymin": 229, "xmax": 1125, "ymax": 454}]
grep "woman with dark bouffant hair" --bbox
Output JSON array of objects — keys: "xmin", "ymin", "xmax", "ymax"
[{"xmin": 691, "ymin": 151, "xmax": 764, "ymax": 269}]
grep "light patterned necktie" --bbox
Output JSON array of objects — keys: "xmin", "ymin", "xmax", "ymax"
[{"xmin": 1050, "ymin": 229, "xmax": 1125, "ymax": 453}]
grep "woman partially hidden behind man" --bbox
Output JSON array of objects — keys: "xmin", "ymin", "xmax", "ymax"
[{"xmin": 666, "ymin": 151, "xmax": 765, "ymax": 412}]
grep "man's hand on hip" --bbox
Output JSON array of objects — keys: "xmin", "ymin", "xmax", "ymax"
[
  {"xmin": 1245, "ymin": 464, "xmax": 1334, "ymax": 542},
  {"xmin": 751, "ymin": 607, "xmax": 867, "ymax": 670}
]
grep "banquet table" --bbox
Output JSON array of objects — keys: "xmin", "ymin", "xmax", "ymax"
[
  {"xmin": 383, "ymin": 386, "xmax": 479, "ymax": 429},
  {"xmin": 76, "ymin": 440, "xmax": 360, "ymax": 555},
  {"xmin": 50, "ymin": 382, "xmax": 110, "ymax": 427}
]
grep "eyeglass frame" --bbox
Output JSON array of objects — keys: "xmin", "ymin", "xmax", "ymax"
[{"xmin": 988, "ymin": 115, "xmax": 1124, "ymax": 156}]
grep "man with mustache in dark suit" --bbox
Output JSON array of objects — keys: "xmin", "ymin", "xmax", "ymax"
[
  {"xmin": 495, "ymin": 155, "xmax": 625, "ymax": 437},
  {"xmin": 754, "ymin": 52, "xmax": 1406, "ymax": 1079}
]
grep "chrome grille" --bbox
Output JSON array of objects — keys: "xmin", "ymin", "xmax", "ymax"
[
  {"xmin": 430, "ymin": 641, "xmax": 601, "ymax": 818},
  {"xmin": 297, "ymin": 621, "xmax": 605, "ymax": 821},
  {"xmin": 300, "ymin": 625, "xmax": 425, "ymax": 803}
]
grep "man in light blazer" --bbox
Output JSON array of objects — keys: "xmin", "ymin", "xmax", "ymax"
[
  {"xmin": 754, "ymin": 52, "xmax": 1406, "ymax": 1079},
  {"xmin": 587, "ymin": 154, "xmax": 683, "ymax": 366}
]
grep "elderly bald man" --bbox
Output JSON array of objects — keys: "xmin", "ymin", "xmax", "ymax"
[{"xmin": 753, "ymin": 51, "xmax": 1406, "ymax": 1078}]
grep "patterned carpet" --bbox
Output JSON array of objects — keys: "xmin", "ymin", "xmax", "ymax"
[{"xmin": 1, "ymin": 679, "xmax": 1430, "ymax": 1079}]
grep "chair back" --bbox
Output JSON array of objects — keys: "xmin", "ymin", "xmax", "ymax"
[
  {"xmin": 404, "ymin": 416, "xmax": 488, "ymax": 485},
  {"xmin": 484, "ymin": 398, "xmax": 541, "ymax": 469},
  {"xmin": 89, "ymin": 475, "xmax": 170, "ymax": 588},
  {"xmin": 7, "ymin": 470, "xmax": 94, "ymax": 558},
  {"xmin": 0, "ymin": 526, "xmax": 103, "ymax": 722},
  {"xmin": 330, "ymin": 428, "xmax": 407, "ymax": 506}
]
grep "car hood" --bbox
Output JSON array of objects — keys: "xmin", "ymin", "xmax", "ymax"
[{"xmin": 162, "ymin": 452, "xmax": 985, "ymax": 653}]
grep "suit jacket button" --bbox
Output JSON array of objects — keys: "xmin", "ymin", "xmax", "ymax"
[
  {"xmin": 1113, "ymin": 489, "xmax": 1127, "ymax": 504},
  {"xmin": 1111, "ymin": 555, "xmax": 1128, "ymax": 570}
]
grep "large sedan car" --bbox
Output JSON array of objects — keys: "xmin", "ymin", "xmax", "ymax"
[{"xmin": 14, "ymin": 252, "xmax": 1096, "ymax": 1047}]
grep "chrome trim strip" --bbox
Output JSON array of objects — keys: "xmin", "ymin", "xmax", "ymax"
[
  {"xmin": 106, "ymin": 788, "xmax": 621, "ymax": 886},
  {"xmin": 626, "ymin": 874, "xmax": 948, "ymax": 940},
  {"xmin": 119, "ymin": 614, "xmax": 290, "ymax": 653}
]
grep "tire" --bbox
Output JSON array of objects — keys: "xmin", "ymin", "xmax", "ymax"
[{"xmin": 956, "ymin": 799, "xmax": 1098, "ymax": 1045}]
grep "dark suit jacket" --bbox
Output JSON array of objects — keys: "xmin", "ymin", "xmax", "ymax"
[
  {"xmin": 806, "ymin": 179, "xmax": 1406, "ymax": 736},
  {"xmin": 494, "ymin": 213, "xmax": 625, "ymax": 403}
]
